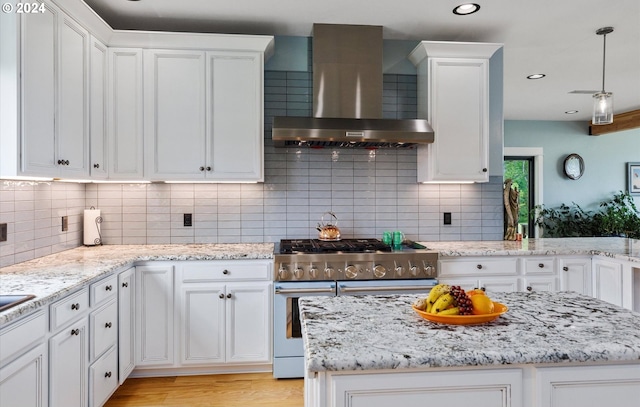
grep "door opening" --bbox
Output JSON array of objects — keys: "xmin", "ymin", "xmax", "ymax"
[{"xmin": 504, "ymin": 156, "xmax": 534, "ymax": 238}]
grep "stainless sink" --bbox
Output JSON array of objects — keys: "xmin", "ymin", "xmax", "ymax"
[{"xmin": 0, "ymin": 294, "xmax": 36, "ymax": 312}]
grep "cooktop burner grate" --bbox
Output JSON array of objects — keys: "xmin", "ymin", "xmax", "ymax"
[{"xmin": 279, "ymin": 238, "xmax": 392, "ymax": 254}]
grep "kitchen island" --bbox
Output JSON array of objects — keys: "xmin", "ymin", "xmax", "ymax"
[{"xmin": 299, "ymin": 291, "xmax": 640, "ymax": 407}]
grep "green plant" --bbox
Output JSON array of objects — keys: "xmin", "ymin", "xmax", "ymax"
[{"xmin": 534, "ymin": 191, "xmax": 640, "ymax": 239}]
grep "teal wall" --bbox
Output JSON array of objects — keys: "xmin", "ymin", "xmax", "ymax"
[{"xmin": 504, "ymin": 120, "xmax": 640, "ymax": 210}]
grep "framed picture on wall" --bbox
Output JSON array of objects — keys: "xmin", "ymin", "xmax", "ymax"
[{"xmin": 628, "ymin": 162, "xmax": 640, "ymax": 195}]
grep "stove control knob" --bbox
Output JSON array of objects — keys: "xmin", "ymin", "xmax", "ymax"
[
  {"xmin": 309, "ymin": 267, "xmax": 319, "ymax": 279},
  {"xmin": 345, "ymin": 265, "xmax": 358, "ymax": 279},
  {"xmin": 395, "ymin": 265, "xmax": 405, "ymax": 277},
  {"xmin": 373, "ymin": 265, "xmax": 386, "ymax": 278},
  {"xmin": 294, "ymin": 267, "xmax": 305, "ymax": 279},
  {"xmin": 410, "ymin": 265, "xmax": 420, "ymax": 276},
  {"xmin": 324, "ymin": 267, "xmax": 335, "ymax": 279},
  {"xmin": 278, "ymin": 266, "xmax": 290, "ymax": 280},
  {"xmin": 424, "ymin": 263, "xmax": 434, "ymax": 276}
]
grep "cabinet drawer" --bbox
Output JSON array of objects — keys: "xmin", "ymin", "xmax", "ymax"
[
  {"xmin": 89, "ymin": 346, "xmax": 118, "ymax": 407},
  {"xmin": 0, "ymin": 310, "xmax": 47, "ymax": 365},
  {"xmin": 180, "ymin": 261, "xmax": 271, "ymax": 282},
  {"xmin": 439, "ymin": 258, "xmax": 518, "ymax": 277},
  {"xmin": 90, "ymin": 274, "xmax": 117, "ymax": 306},
  {"xmin": 50, "ymin": 288, "xmax": 89, "ymax": 331},
  {"xmin": 90, "ymin": 299, "xmax": 118, "ymax": 362},
  {"xmin": 522, "ymin": 257, "xmax": 555, "ymax": 275}
]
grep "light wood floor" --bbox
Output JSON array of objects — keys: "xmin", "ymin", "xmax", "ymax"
[{"xmin": 104, "ymin": 373, "xmax": 304, "ymax": 407}]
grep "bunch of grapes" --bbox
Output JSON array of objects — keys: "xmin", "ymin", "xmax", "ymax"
[{"xmin": 450, "ymin": 285, "xmax": 473, "ymax": 315}]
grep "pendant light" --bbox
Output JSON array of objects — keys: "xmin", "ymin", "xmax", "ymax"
[{"xmin": 592, "ymin": 27, "xmax": 614, "ymax": 125}]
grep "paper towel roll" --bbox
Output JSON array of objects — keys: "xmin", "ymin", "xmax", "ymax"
[{"xmin": 84, "ymin": 208, "xmax": 102, "ymax": 246}]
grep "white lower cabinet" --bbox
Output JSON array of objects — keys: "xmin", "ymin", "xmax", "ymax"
[
  {"xmin": 592, "ymin": 257, "xmax": 625, "ymax": 307},
  {"xmin": 177, "ymin": 261, "xmax": 272, "ymax": 367},
  {"xmin": 315, "ymin": 368, "xmax": 522, "ymax": 407},
  {"xmin": 117, "ymin": 267, "xmax": 135, "ymax": 383},
  {"xmin": 135, "ymin": 264, "xmax": 175, "ymax": 367},
  {"xmin": 49, "ymin": 318, "xmax": 88, "ymax": 407},
  {"xmin": 0, "ymin": 310, "xmax": 48, "ymax": 407},
  {"xmin": 0, "ymin": 343, "xmax": 48, "ymax": 407},
  {"xmin": 558, "ymin": 256, "xmax": 592, "ymax": 295}
]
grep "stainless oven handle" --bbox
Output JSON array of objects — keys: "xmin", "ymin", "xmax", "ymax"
[
  {"xmin": 338, "ymin": 285, "xmax": 436, "ymax": 293},
  {"xmin": 274, "ymin": 287, "xmax": 336, "ymax": 295}
]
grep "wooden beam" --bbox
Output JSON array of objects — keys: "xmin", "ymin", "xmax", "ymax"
[{"xmin": 589, "ymin": 109, "xmax": 640, "ymax": 135}]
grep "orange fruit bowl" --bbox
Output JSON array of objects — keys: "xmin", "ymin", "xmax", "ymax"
[{"xmin": 412, "ymin": 302, "xmax": 508, "ymax": 325}]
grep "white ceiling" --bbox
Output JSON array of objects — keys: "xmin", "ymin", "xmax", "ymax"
[{"xmin": 82, "ymin": 0, "xmax": 640, "ymax": 122}]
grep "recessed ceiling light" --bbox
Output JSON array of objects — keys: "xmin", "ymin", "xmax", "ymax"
[
  {"xmin": 527, "ymin": 74, "xmax": 546, "ymax": 80},
  {"xmin": 565, "ymin": 110, "xmax": 579, "ymax": 115},
  {"xmin": 453, "ymin": 3, "xmax": 481, "ymax": 15}
]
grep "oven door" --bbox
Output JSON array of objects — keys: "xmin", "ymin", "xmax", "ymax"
[
  {"xmin": 337, "ymin": 279, "xmax": 437, "ymax": 296},
  {"xmin": 273, "ymin": 281, "xmax": 336, "ymax": 378}
]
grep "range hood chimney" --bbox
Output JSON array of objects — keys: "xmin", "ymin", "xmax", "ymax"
[{"xmin": 272, "ymin": 24, "xmax": 434, "ymax": 148}]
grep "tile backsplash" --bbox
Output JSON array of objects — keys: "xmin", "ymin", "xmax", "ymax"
[{"xmin": 0, "ymin": 71, "xmax": 504, "ymax": 267}]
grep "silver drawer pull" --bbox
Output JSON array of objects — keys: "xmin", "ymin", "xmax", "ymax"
[{"xmin": 275, "ymin": 287, "xmax": 335, "ymax": 295}]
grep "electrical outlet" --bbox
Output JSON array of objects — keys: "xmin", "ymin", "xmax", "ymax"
[
  {"xmin": 0, "ymin": 223, "xmax": 7, "ymax": 242},
  {"xmin": 62, "ymin": 216, "xmax": 68, "ymax": 232},
  {"xmin": 443, "ymin": 212, "xmax": 452, "ymax": 225},
  {"xmin": 183, "ymin": 213, "xmax": 192, "ymax": 227}
]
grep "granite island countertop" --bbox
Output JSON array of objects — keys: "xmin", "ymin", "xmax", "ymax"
[
  {"xmin": 0, "ymin": 243, "xmax": 274, "ymax": 326},
  {"xmin": 299, "ymin": 291, "xmax": 640, "ymax": 373}
]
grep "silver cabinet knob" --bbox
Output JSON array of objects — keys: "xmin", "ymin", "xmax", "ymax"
[
  {"xmin": 219, "ymin": 293, "xmax": 225, "ymax": 299},
  {"xmin": 226, "ymin": 293, "xmax": 232, "ymax": 299},
  {"xmin": 527, "ymin": 286, "xmax": 533, "ymax": 291},
  {"xmin": 563, "ymin": 266, "xmax": 569, "ymax": 271}
]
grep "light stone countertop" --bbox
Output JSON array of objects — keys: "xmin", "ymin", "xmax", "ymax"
[
  {"xmin": 421, "ymin": 237, "xmax": 640, "ymax": 263},
  {"xmin": 0, "ymin": 243, "xmax": 274, "ymax": 326},
  {"xmin": 299, "ymin": 291, "xmax": 640, "ymax": 373}
]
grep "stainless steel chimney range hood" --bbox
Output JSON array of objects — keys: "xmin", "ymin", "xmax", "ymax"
[{"xmin": 271, "ymin": 24, "xmax": 434, "ymax": 148}]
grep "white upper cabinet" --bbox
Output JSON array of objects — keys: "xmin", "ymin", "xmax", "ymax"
[
  {"xmin": 108, "ymin": 48, "xmax": 144, "ymax": 179},
  {"xmin": 144, "ymin": 50, "xmax": 207, "ymax": 179},
  {"xmin": 19, "ymin": 1, "xmax": 90, "ymax": 178},
  {"xmin": 409, "ymin": 42, "xmax": 501, "ymax": 183},
  {"xmin": 144, "ymin": 50, "xmax": 265, "ymax": 182},
  {"xmin": 89, "ymin": 37, "xmax": 108, "ymax": 179},
  {"xmin": 207, "ymin": 51, "xmax": 264, "ymax": 182}
]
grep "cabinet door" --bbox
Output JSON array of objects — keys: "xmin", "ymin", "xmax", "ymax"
[
  {"xmin": 226, "ymin": 283, "xmax": 271, "ymax": 363},
  {"xmin": 118, "ymin": 267, "xmax": 135, "ymax": 383},
  {"xmin": 480, "ymin": 278, "xmax": 519, "ymax": 293},
  {"xmin": 418, "ymin": 58, "xmax": 489, "ymax": 182},
  {"xmin": 89, "ymin": 37, "xmax": 108, "ymax": 179},
  {"xmin": 0, "ymin": 343, "xmax": 48, "ymax": 407},
  {"xmin": 558, "ymin": 257, "xmax": 592, "ymax": 295},
  {"xmin": 136, "ymin": 265, "xmax": 174, "ymax": 366},
  {"xmin": 88, "ymin": 346, "xmax": 118, "ymax": 407},
  {"xmin": 49, "ymin": 318, "xmax": 88, "ymax": 407},
  {"xmin": 522, "ymin": 277, "xmax": 557, "ymax": 292},
  {"xmin": 144, "ymin": 50, "xmax": 207, "ymax": 180},
  {"xmin": 89, "ymin": 299, "xmax": 117, "ymax": 362},
  {"xmin": 207, "ymin": 51, "xmax": 263, "ymax": 181},
  {"xmin": 57, "ymin": 15, "xmax": 89, "ymax": 177},
  {"xmin": 593, "ymin": 259, "xmax": 624, "ymax": 307},
  {"xmin": 20, "ymin": 1, "xmax": 57, "ymax": 175},
  {"xmin": 109, "ymin": 49, "xmax": 144, "ymax": 179},
  {"xmin": 178, "ymin": 283, "xmax": 226, "ymax": 365}
]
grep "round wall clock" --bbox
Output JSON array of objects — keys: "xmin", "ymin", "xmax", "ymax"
[{"xmin": 563, "ymin": 154, "xmax": 584, "ymax": 180}]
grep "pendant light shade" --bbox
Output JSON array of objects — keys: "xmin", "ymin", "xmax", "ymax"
[
  {"xmin": 592, "ymin": 27, "xmax": 614, "ymax": 125},
  {"xmin": 592, "ymin": 92, "xmax": 613, "ymax": 125}
]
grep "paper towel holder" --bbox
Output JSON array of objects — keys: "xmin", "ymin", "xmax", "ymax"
[{"xmin": 85, "ymin": 206, "xmax": 103, "ymax": 246}]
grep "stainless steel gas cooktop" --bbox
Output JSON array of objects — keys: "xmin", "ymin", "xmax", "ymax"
[{"xmin": 274, "ymin": 238, "xmax": 438, "ymax": 282}]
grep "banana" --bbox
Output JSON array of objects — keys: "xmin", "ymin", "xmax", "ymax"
[
  {"xmin": 425, "ymin": 301, "xmax": 433, "ymax": 313},
  {"xmin": 412, "ymin": 298, "xmax": 428, "ymax": 311},
  {"xmin": 437, "ymin": 307, "xmax": 460, "ymax": 316},
  {"xmin": 426, "ymin": 284, "xmax": 450, "ymax": 307},
  {"xmin": 432, "ymin": 293, "xmax": 454, "ymax": 313}
]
